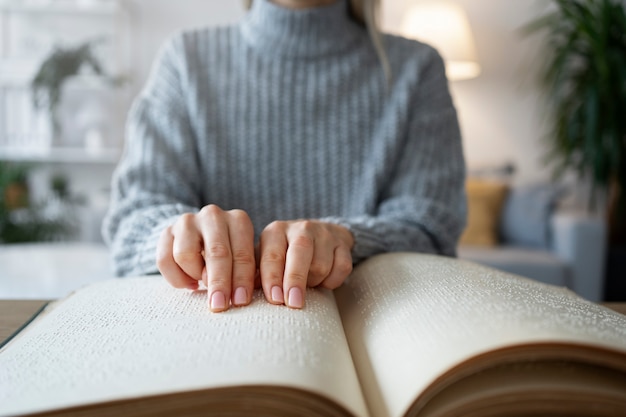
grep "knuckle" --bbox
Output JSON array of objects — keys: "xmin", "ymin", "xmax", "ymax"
[
  {"xmin": 232, "ymin": 249, "xmax": 255, "ymax": 266},
  {"xmin": 335, "ymin": 258, "xmax": 353, "ymax": 276},
  {"xmin": 171, "ymin": 216, "xmax": 199, "ymax": 238},
  {"xmin": 206, "ymin": 243, "xmax": 231, "ymax": 259},
  {"xmin": 303, "ymin": 219, "xmax": 318, "ymax": 230},
  {"xmin": 207, "ymin": 275, "xmax": 231, "ymax": 289},
  {"xmin": 309, "ymin": 261, "xmax": 330, "ymax": 278},
  {"xmin": 261, "ymin": 250, "xmax": 286, "ymax": 265},
  {"xmin": 262, "ymin": 271, "xmax": 284, "ymax": 284},
  {"xmin": 229, "ymin": 209, "xmax": 250, "ymax": 222},
  {"xmin": 291, "ymin": 234, "xmax": 314, "ymax": 249},
  {"xmin": 286, "ymin": 272, "xmax": 307, "ymax": 285},
  {"xmin": 317, "ymin": 227, "xmax": 331, "ymax": 242},
  {"xmin": 179, "ymin": 212, "xmax": 196, "ymax": 226},
  {"xmin": 295, "ymin": 220, "xmax": 317, "ymax": 234},
  {"xmin": 264, "ymin": 220, "xmax": 286, "ymax": 233},
  {"xmin": 198, "ymin": 204, "xmax": 223, "ymax": 220},
  {"xmin": 172, "ymin": 251, "xmax": 199, "ymax": 265}
]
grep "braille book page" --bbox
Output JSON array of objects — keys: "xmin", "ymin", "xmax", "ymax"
[
  {"xmin": 335, "ymin": 253, "xmax": 626, "ymax": 417},
  {"xmin": 0, "ymin": 277, "xmax": 368, "ymax": 417}
]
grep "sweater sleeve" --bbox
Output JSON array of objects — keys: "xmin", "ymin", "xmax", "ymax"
[
  {"xmin": 102, "ymin": 34, "xmax": 202, "ymax": 276},
  {"xmin": 322, "ymin": 48, "xmax": 467, "ymax": 263}
]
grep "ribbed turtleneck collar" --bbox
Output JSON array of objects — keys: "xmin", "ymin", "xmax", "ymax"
[{"xmin": 240, "ymin": 0, "xmax": 365, "ymax": 58}]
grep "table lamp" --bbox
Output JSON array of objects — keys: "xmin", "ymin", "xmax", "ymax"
[{"xmin": 402, "ymin": 1, "xmax": 481, "ymax": 81}]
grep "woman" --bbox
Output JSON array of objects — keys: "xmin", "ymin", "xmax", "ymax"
[{"xmin": 103, "ymin": 0, "xmax": 466, "ymax": 312}]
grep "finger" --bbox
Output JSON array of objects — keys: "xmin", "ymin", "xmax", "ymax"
[
  {"xmin": 307, "ymin": 230, "xmax": 334, "ymax": 287},
  {"xmin": 201, "ymin": 266, "xmax": 208, "ymax": 288},
  {"xmin": 259, "ymin": 222, "xmax": 288, "ymax": 305},
  {"xmin": 254, "ymin": 245, "xmax": 262, "ymax": 289},
  {"xmin": 171, "ymin": 213, "xmax": 205, "ymax": 281},
  {"xmin": 319, "ymin": 245, "xmax": 353, "ymax": 290},
  {"xmin": 227, "ymin": 210, "xmax": 256, "ymax": 307},
  {"xmin": 197, "ymin": 205, "xmax": 233, "ymax": 312},
  {"xmin": 156, "ymin": 226, "xmax": 198, "ymax": 290},
  {"xmin": 283, "ymin": 222, "xmax": 315, "ymax": 309}
]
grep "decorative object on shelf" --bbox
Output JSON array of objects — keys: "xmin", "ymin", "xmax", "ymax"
[
  {"xmin": 525, "ymin": 0, "xmax": 626, "ymax": 244},
  {"xmin": 0, "ymin": 162, "xmax": 83, "ymax": 243},
  {"xmin": 30, "ymin": 39, "xmax": 121, "ymax": 140},
  {"xmin": 74, "ymin": 94, "xmax": 111, "ymax": 154}
]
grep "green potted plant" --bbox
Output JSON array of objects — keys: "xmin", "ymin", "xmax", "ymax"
[
  {"xmin": 526, "ymin": 0, "xmax": 626, "ymax": 243},
  {"xmin": 0, "ymin": 163, "xmax": 80, "ymax": 243},
  {"xmin": 31, "ymin": 39, "xmax": 119, "ymax": 139},
  {"xmin": 0, "ymin": 162, "xmax": 29, "ymax": 210}
]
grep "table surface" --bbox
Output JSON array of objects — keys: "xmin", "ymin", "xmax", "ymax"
[
  {"xmin": 1, "ymin": 300, "xmax": 626, "ymax": 345},
  {"xmin": 0, "ymin": 300, "xmax": 50, "ymax": 343}
]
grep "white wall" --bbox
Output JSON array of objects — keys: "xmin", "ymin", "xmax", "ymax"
[{"xmin": 125, "ymin": 0, "xmax": 246, "ymax": 97}]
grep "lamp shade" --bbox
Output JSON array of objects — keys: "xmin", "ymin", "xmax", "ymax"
[{"xmin": 402, "ymin": 1, "xmax": 481, "ymax": 81}]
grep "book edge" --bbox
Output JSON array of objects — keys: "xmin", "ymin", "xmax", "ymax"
[{"xmin": 407, "ymin": 341, "xmax": 626, "ymax": 416}]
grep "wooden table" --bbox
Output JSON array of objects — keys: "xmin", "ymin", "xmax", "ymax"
[
  {"xmin": 0, "ymin": 300, "xmax": 50, "ymax": 344},
  {"xmin": 1, "ymin": 300, "xmax": 626, "ymax": 345},
  {"xmin": 605, "ymin": 303, "xmax": 626, "ymax": 316}
]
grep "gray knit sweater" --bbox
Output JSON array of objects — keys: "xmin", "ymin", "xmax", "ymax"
[{"xmin": 102, "ymin": 0, "xmax": 467, "ymax": 277}]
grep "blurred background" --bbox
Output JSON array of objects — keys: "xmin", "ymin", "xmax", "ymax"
[{"xmin": 0, "ymin": 0, "xmax": 624, "ymax": 302}]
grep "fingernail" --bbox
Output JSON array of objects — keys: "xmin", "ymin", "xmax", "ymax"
[
  {"xmin": 288, "ymin": 287, "xmax": 303, "ymax": 309},
  {"xmin": 234, "ymin": 287, "xmax": 247, "ymax": 306},
  {"xmin": 210, "ymin": 291, "xmax": 227, "ymax": 311},
  {"xmin": 271, "ymin": 286, "xmax": 284, "ymax": 304}
]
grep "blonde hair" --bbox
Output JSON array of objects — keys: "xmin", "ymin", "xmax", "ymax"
[{"xmin": 243, "ymin": 0, "xmax": 391, "ymax": 82}]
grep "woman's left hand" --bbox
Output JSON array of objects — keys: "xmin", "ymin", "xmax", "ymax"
[{"xmin": 258, "ymin": 220, "xmax": 354, "ymax": 309}]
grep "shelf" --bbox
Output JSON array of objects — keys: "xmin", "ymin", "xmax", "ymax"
[
  {"xmin": 0, "ymin": 0, "xmax": 123, "ymax": 16},
  {"xmin": 0, "ymin": 66, "xmax": 117, "ymax": 88},
  {"xmin": 0, "ymin": 146, "xmax": 121, "ymax": 164}
]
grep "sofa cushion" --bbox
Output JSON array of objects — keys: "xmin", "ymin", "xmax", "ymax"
[
  {"xmin": 500, "ymin": 183, "xmax": 564, "ymax": 249},
  {"xmin": 459, "ymin": 179, "xmax": 509, "ymax": 247},
  {"xmin": 458, "ymin": 245, "xmax": 567, "ymax": 287}
]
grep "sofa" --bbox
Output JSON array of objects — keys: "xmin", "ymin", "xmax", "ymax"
[{"xmin": 456, "ymin": 179, "xmax": 606, "ymax": 302}]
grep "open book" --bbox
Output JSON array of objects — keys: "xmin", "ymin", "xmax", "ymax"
[{"xmin": 1, "ymin": 253, "xmax": 625, "ymax": 417}]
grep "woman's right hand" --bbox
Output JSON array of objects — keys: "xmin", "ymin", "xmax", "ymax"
[{"xmin": 156, "ymin": 205, "xmax": 257, "ymax": 313}]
